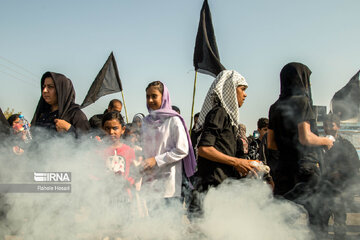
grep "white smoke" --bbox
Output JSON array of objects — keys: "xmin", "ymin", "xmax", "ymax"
[
  {"xmin": 0, "ymin": 134, "xmax": 313, "ymax": 239},
  {"xmin": 196, "ymin": 179, "xmax": 311, "ymax": 240}
]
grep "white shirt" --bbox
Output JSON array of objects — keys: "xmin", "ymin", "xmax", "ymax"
[{"xmin": 142, "ymin": 116, "xmax": 189, "ymax": 198}]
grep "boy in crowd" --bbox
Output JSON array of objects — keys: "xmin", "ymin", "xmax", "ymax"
[{"xmin": 248, "ymin": 118, "xmax": 268, "ymax": 160}]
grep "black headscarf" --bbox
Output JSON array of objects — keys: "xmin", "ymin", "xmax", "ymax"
[
  {"xmin": 280, "ymin": 62, "xmax": 312, "ymax": 100},
  {"xmin": 31, "ymin": 72, "xmax": 90, "ymax": 132},
  {"xmin": 279, "ymin": 62, "xmax": 317, "ymax": 135}
]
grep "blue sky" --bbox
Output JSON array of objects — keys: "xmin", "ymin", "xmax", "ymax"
[{"xmin": 0, "ymin": 0, "xmax": 359, "ymax": 134}]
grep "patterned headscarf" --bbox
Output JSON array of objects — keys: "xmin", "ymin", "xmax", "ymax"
[{"xmin": 196, "ymin": 70, "xmax": 248, "ymax": 132}]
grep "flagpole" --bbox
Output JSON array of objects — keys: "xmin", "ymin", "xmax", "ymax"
[
  {"xmin": 121, "ymin": 91, "xmax": 129, "ymax": 123},
  {"xmin": 190, "ymin": 70, "xmax": 198, "ymax": 137}
]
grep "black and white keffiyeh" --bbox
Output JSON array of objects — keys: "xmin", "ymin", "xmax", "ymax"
[{"xmin": 196, "ymin": 70, "xmax": 248, "ymax": 132}]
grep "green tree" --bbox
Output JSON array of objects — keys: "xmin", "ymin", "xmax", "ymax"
[{"xmin": 3, "ymin": 107, "xmax": 21, "ymax": 119}]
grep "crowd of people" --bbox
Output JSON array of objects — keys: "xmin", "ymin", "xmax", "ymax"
[{"xmin": 1, "ymin": 64, "xmax": 359, "ymax": 239}]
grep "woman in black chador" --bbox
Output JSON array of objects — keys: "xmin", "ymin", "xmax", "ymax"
[
  {"xmin": 267, "ymin": 62, "xmax": 333, "ymax": 238},
  {"xmin": 31, "ymin": 72, "xmax": 90, "ymax": 137}
]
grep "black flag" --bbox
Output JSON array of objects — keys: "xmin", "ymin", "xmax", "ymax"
[
  {"xmin": 330, "ymin": 70, "xmax": 360, "ymax": 120},
  {"xmin": 0, "ymin": 108, "xmax": 10, "ymax": 137},
  {"xmin": 81, "ymin": 52, "xmax": 123, "ymax": 108},
  {"xmin": 193, "ymin": 0, "xmax": 225, "ymax": 77}
]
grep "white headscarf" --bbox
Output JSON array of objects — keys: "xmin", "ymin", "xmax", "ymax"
[{"xmin": 196, "ymin": 70, "xmax": 248, "ymax": 132}]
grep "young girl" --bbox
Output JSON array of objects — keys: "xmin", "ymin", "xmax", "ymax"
[
  {"xmin": 102, "ymin": 111, "xmax": 136, "ymax": 191},
  {"xmin": 141, "ymin": 81, "xmax": 196, "ymax": 202},
  {"xmin": 101, "ymin": 112, "xmax": 149, "ymax": 222}
]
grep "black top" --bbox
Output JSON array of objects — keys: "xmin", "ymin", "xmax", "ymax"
[
  {"xmin": 190, "ymin": 127, "xmax": 201, "ymax": 149},
  {"xmin": 269, "ymin": 95, "xmax": 319, "ymax": 165},
  {"xmin": 323, "ymin": 135, "xmax": 360, "ymax": 188},
  {"xmin": 34, "ymin": 110, "xmax": 59, "ymax": 131},
  {"xmin": 196, "ymin": 105, "xmax": 239, "ymax": 188},
  {"xmin": 269, "ymin": 62, "xmax": 320, "ymax": 166}
]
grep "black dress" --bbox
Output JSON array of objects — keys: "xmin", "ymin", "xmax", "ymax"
[
  {"xmin": 268, "ymin": 62, "xmax": 321, "ymax": 196},
  {"xmin": 269, "ymin": 95, "xmax": 320, "ymax": 195}
]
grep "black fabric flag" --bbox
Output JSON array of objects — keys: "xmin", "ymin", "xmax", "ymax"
[
  {"xmin": 193, "ymin": 0, "xmax": 225, "ymax": 77},
  {"xmin": 81, "ymin": 52, "xmax": 123, "ymax": 109},
  {"xmin": 0, "ymin": 108, "xmax": 10, "ymax": 137},
  {"xmin": 330, "ymin": 70, "xmax": 360, "ymax": 121}
]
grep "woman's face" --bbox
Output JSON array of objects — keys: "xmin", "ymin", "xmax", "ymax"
[
  {"xmin": 146, "ymin": 86, "xmax": 162, "ymax": 111},
  {"xmin": 103, "ymin": 119, "xmax": 125, "ymax": 142},
  {"xmin": 236, "ymin": 85, "xmax": 247, "ymax": 107},
  {"xmin": 42, "ymin": 77, "xmax": 58, "ymax": 106}
]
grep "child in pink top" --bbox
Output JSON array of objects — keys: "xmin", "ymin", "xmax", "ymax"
[{"xmin": 102, "ymin": 111, "xmax": 136, "ymax": 196}]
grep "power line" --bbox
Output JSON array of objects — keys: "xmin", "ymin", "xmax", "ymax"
[
  {"xmin": 0, "ymin": 63, "xmax": 38, "ymax": 83},
  {"xmin": 0, "ymin": 55, "xmax": 39, "ymax": 79},
  {"xmin": 0, "ymin": 70, "xmax": 38, "ymax": 88}
]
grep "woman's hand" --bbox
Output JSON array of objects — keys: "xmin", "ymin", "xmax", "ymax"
[
  {"xmin": 141, "ymin": 157, "xmax": 157, "ymax": 173},
  {"xmin": 54, "ymin": 119, "xmax": 71, "ymax": 132}
]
